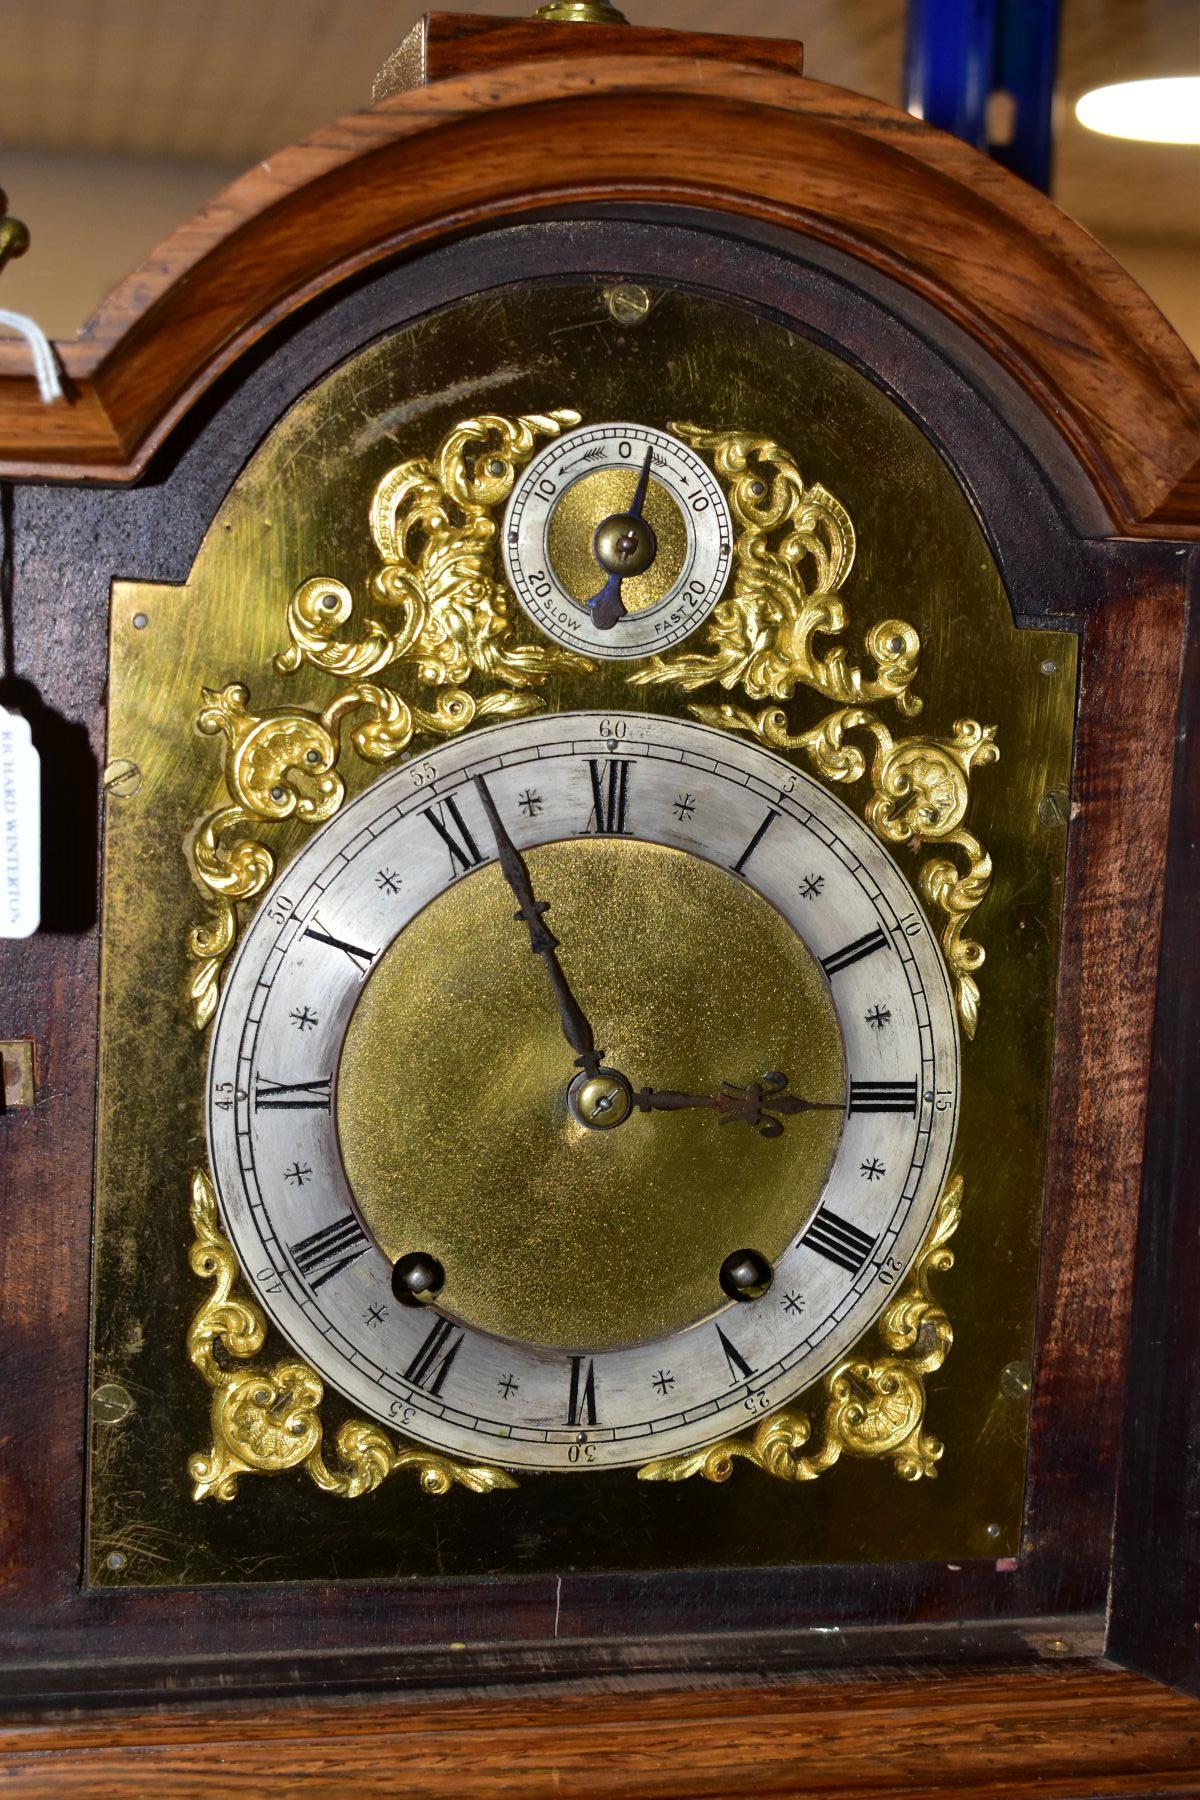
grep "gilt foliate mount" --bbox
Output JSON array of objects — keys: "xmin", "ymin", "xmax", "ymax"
[
  {"xmin": 183, "ymin": 411, "xmax": 995, "ymax": 1502},
  {"xmin": 188, "ymin": 1164, "xmax": 961, "ymax": 1502}
]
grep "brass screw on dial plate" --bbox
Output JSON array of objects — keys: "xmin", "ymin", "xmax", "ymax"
[
  {"xmin": 605, "ymin": 284, "xmax": 652, "ymax": 326},
  {"xmin": 92, "ymin": 1382, "xmax": 134, "ymax": 1425},
  {"xmin": 102, "ymin": 758, "xmax": 143, "ymax": 799}
]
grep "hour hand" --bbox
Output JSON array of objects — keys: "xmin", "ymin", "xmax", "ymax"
[
  {"xmin": 634, "ymin": 1072, "xmax": 844, "ymax": 1140},
  {"xmin": 473, "ymin": 775, "xmax": 602, "ymax": 1077}
]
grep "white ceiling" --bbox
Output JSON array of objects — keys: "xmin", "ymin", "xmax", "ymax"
[{"xmin": 0, "ymin": 0, "xmax": 1196, "ymax": 244}]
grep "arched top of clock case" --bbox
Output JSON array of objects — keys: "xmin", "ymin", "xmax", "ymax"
[{"xmin": 0, "ymin": 53, "xmax": 1197, "ymax": 534}]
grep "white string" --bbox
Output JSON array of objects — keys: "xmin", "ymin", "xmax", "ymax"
[{"xmin": 0, "ymin": 308, "xmax": 63, "ymax": 403}]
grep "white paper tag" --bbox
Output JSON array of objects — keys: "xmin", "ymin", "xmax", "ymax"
[{"xmin": 0, "ymin": 706, "xmax": 40, "ymax": 938}]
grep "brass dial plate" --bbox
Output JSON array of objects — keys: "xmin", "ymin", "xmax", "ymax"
[{"xmin": 90, "ymin": 273, "xmax": 1077, "ymax": 1581}]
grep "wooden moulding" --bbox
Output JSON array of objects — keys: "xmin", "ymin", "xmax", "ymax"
[
  {"xmin": 0, "ymin": 53, "xmax": 1195, "ymax": 533},
  {"xmin": 1108, "ymin": 549, "xmax": 1200, "ymax": 1692},
  {"xmin": 2, "ymin": 1665, "xmax": 1199, "ymax": 1796}
]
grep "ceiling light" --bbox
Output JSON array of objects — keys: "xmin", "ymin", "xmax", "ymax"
[{"xmin": 1075, "ymin": 76, "xmax": 1200, "ymax": 144}]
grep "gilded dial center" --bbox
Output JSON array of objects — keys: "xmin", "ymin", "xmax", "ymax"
[
  {"xmin": 337, "ymin": 839, "xmax": 845, "ymax": 1352},
  {"xmin": 547, "ymin": 471, "xmax": 687, "ymax": 614}
]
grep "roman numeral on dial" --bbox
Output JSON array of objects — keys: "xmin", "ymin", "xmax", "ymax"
[
  {"xmin": 587, "ymin": 759, "xmax": 631, "ymax": 834},
  {"xmin": 423, "ymin": 795, "xmax": 484, "ymax": 876},
  {"xmin": 821, "ymin": 927, "xmax": 890, "ymax": 976},
  {"xmin": 731, "ymin": 809, "xmax": 778, "ymax": 874},
  {"xmin": 289, "ymin": 1212, "xmax": 369, "ymax": 1288},
  {"xmin": 254, "ymin": 1075, "xmax": 332, "ymax": 1111},
  {"xmin": 715, "ymin": 1324, "xmax": 755, "ymax": 1383},
  {"xmin": 848, "ymin": 1080, "xmax": 919, "ymax": 1115},
  {"xmin": 567, "ymin": 1355, "xmax": 599, "ymax": 1425},
  {"xmin": 303, "ymin": 925, "xmax": 376, "ymax": 972},
  {"xmin": 404, "ymin": 1317, "xmax": 464, "ymax": 1396},
  {"xmin": 801, "ymin": 1205, "xmax": 876, "ymax": 1273}
]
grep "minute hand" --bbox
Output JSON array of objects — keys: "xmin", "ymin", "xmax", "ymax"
[{"xmin": 473, "ymin": 775, "xmax": 603, "ymax": 1077}]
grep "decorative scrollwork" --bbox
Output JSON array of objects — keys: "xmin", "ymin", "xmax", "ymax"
[
  {"xmin": 627, "ymin": 424, "xmax": 997, "ymax": 1038},
  {"xmin": 186, "ymin": 410, "xmax": 594, "ymax": 1027},
  {"xmin": 275, "ymin": 410, "xmax": 592, "ymax": 691},
  {"xmin": 187, "ymin": 1169, "xmax": 517, "ymax": 1502},
  {"xmin": 638, "ymin": 1175, "xmax": 962, "ymax": 1488},
  {"xmin": 629, "ymin": 425, "xmax": 919, "ymax": 715}
]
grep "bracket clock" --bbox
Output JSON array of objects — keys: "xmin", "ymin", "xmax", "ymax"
[{"xmin": 2, "ymin": 6, "xmax": 1200, "ymax": 1787}]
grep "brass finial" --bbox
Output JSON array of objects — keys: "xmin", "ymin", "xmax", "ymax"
[
  {"xmin": 0, "ymin": 214, "xmax": 31, "ymax": 280},
  {"xmin": 534, "ymin": 1, "xmax": 629, "ymax": 21}
]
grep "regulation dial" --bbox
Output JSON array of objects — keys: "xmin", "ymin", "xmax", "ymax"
[{"xmin": 503, "ymin": 422, "xmax": 733, "ymax": 660}]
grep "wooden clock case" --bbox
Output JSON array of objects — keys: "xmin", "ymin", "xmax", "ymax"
[{"xmin": 1, "ymin": 15, "xmax": 1199, "ymax": 1791}]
